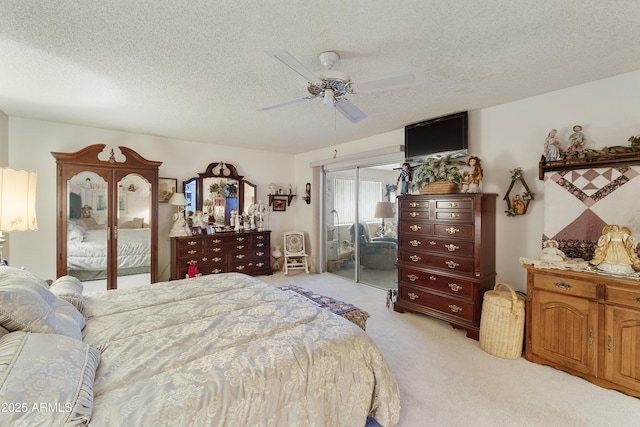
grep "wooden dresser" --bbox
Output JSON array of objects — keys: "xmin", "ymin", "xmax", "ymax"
[
  {"xmin": 524, "ymin": 265, "xmax": 640, "ymax": 397},
  {"xmin": 394, "ymin": 193, "xmax": 497, "ymax": 340},
  {"xmin": 170, "ymin": 231, "xmax": 271, "ymax": 279}
]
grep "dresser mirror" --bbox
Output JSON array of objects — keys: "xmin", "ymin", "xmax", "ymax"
[{"xmin": 196, "ymin": 162, "xmax": 255, "ymax": 226}]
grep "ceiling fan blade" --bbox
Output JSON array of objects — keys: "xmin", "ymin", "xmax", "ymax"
[
  {"xmin": 353, "ymin": 70, "xmax": 425, "ymax": 93},
  {"xmin": 335, "ymin": 99, "xmax": 367, "ymax": 123},
  {"xmin": 264, "ymin": 49, "xmax": 322, "ymax": 84},
  {"xmin": 257, "ymin": 96, "xmax": 315, "ymax": 111}
]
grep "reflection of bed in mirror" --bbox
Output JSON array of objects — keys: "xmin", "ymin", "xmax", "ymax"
[{"xmin": 67, "ymin": 221, "xmax": 151, "ymax": 281}]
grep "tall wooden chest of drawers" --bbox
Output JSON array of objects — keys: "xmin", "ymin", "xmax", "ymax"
[
  {"xmin": 170, "ymin": 231, "xmax": 271, "ymax": 279},
  {"xmin": 394, "ymin": 194, "xmax": 497, "ymax": 339}
]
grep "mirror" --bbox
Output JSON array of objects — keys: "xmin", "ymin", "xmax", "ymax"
[
  {"xmin": 198, "ymin": 162, "xmax": 244, "ymax": 226},
  {"xmin": 183, "ymin": 177, "xmax": 198, "ymax": 217},
  {"xmin": 242, "ymin": 181, "xmax": 256, "ymax": 213}
]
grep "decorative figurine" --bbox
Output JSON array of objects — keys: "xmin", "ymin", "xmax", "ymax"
[
  {"xmin": 539, "ymin": 239, "xmax": 567, "ymax": 263},
  {"xmin": 396, "ymin": 162, "xmax": 412, "ymax": 195},
  {"xmin": 460, "ymin": 155, "xmax": 483, "ymax": 193},
  {"xmin": 543, "ymin": 129, "xmax": 562, "ymax": 161},
  {"xmin": 169, "ymin": 212, "xmax": 190, "ymax": 237},
  {"xmin": 567, "ymin": 124, "xmax": 586, "ymax": 158},
  {"xmin": 590, "ymin": 225, "xmax": 640, "ymax": 274},
  {"xmin": 512, "ymin": 194, "xmax": 526, "ymax": 215},
  {"xmin": 191, "ymin": 210, "xmax": 206, "ymax": 228}
]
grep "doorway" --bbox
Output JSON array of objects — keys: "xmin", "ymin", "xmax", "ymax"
[{"xmin": 324, "ymin": 163, "xmax": 399, "ymax": 290}]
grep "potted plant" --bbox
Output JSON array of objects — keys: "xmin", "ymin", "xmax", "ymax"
[{"xmin": 412, "ymin": 155, "xmax": 462, "ymax": 194}]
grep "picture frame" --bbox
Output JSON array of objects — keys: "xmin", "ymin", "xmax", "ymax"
[
  {"xmin": 159, "ymin": 178, "xmax": 178, "ymax": 203},
  {"xmin": 191, "ymin": 226, "xmax": 203, "ymax": 235},
  {"xmin": 273, "ymin": 199, "xmax": 286, "ymax": 212}
]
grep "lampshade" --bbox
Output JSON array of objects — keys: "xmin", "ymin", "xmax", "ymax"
[
  {"xmin": 374, "ymin": 201, "xmax": 395, "ymax": 219},
  {"xmin": 0, "ymin": 168, "xmax": 38, "ymax": 231},
  {"xmin": 168, "ymin": 192, "xmax": 188, "ymax": 206}
]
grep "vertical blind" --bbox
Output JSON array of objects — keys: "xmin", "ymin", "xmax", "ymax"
[{"xmin": 333, "ymin": 178, "xmax": 382, "ymax": 225}]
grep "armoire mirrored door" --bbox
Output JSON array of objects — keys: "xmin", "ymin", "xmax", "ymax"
[{"xmin": 53, "ymin": 145, "xmax": 161, "ymax": 290}]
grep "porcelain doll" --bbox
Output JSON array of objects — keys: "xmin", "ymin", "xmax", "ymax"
[
  {"xmin": 460, "ymin": 156, "xmax": 483, "ymax": 193},
  {"xmin": 590, "ymin": 225, "xmax": 640, "ymax": 274},
  {"xmin": 543, "ymin": 129, "xmax": 562, "ymax": 161}
]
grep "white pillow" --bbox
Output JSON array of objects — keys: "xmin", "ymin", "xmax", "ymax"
[
  {"xmin": 0, "ymin": 267, "xmax": 84, "ymax": 339},
  {"xmin": 67, "ymin": 222, "xmax": 86, "ymax": 242},
  {"xmin": 50, "ymin": 275, "xmax": 87, "ymax": 317},
  {"xmin": 0, "ymin": 331, "xmax": 100, "ymax": 426}
]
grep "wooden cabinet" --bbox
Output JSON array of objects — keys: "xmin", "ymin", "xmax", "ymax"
[
  {"xmin": 525, "ymin": 266, "xmax": 640, "ymax": 397},
  {"xmin": 394, "ymin": 194, "xmax": 497, "ymax": 340},
  {"xmin": 52, "ymin": 145, "xmax": 161, "ymax": 290},
  {"xmin": 170, "ymin": 231, "xmax": 271, "ymax": 279}
]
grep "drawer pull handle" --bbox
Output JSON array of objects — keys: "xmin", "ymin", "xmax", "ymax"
[
  {"xmin": 410, "ymin": 212, "xmax": 420, "ymax": 217},
  {"xmin": 408, "ymin": 292, "xmax": 419, "ymax": 300},
  {"xmin": 409, "ymin": 202, "xmax": 419, "ymax": 207},
  {"xmin": 212, "ymin": 269, "xmax": 222, "ymax": 274},
  {"xmin": 636, "ymin": 298, "xmax": 640, "ymax": 304},
  {"xmin": 202, "ymin": 257, "xmax": 208, "ymax": 261},
  {"xmin": 236, "ymin": 265, "xmax": 245, "ymax": 270},
  {"xmin": 213, "ymin": 257, "xmax": 221, "ymax": 262},
  {"xmin": 448, "ymin": 283, "xmax": 462, "ymax": 292},
  {"xmin": 445, "ymin": 244, "xmax": 459, "ymax": 251},
  {"xmin": 446, "ymin": 261, "xmax": 459, "ymax": 269},
  {"xmin": 257, "ymin": 262, "xmax": 265, "ymax": 267},
  {"xmin": 410, "ymin": 224, "xmax": 421, "ymax": 232},
  {"xmin": 430, "ymin": 276, "xmax": 437, "ymax": 281},
  {"xmin": 236, "ymin": 254, "xmax": 245, "ymax": 259},
  {"xmin": 188, "ymin": 250, "xmax": 197, "ymax": 254},
  {"xmin": 410, "ymin": 255, "xmax": 421, "ymax": 262},
  {"xmin": 410, "ymin": 239, "xmax": 421, "ymax": 247},
  {"xmin": 213, "ymin": 247, "xmax": 221, "ymax": 252},
  {"xmin": 237, "ymin": 245, "xmax": 245, "ymax": 249},
  {"xmin": 187, "ymin": 260, "xmax": 197, "ymax": 265},
  {"xmin": 257, "ymin": 235, "xmax": 264, "ymax": 239},
  {"xmin": 607, "ymin": 335, "xmax": 612, "ymax": 351},
  {"xmin": 188, "ymin": 241, "xmax": 197, "ymax": 246},
  {"xmin": 448, "ymin": 304, "xmax": 462, "ymax": 313},
  {"xmin": 236, "ymin": 237, "xmax": 245, "ymax": 241},
  {"xmin": 257, "ymin": 243, "xmax": 264, "ymax": 247},
  {"xmin": 212, "ymin": 239, "xmax": 222, "ymax": 243},
  {"xmin": 589, "ymin": 329, "xmax": 593, "ymax": 347},
  {"xmin": 257, "ymin": 251, "xmax": 265, "ymax": 256},
  {"xmin": 450, "ymin": 213, "xmax": 459, "ymax": 219},
  {"xmin": 449, "ymin": 202, "xmax": 459, "ymax": 207},
  {"xmin": 429, "ymin": 241, "xmax": 437, "ymax": 245},
  {"xmin": 446, "ymin": 227, "xmax": 459, "ymax": 234},
  {"xmin": 408, "ymin": 274, "xmax": 419, "ymax": 282},
  {"xmin": 554, "ymin": 282, "xmax": 572, "ymax": 290}
]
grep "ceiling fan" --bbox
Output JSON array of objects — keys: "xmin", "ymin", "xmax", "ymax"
[{"xmin": 258, "ymin": 49, "xmax": 423, "ymax": 123}]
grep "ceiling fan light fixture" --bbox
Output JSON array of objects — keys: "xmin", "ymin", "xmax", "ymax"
[{"xmin": 323, "ymin": 88, "xmax": 335, "ymax": 106}]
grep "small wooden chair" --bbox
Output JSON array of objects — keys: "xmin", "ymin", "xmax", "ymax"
[{"xmin": 283, "ymin": 231, "xmax": 310, "ymax": 275}]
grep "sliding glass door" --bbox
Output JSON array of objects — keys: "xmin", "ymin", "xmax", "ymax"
[{"xmin": 324, "ymin": 163, "xmax": 399, "ymax": 289}]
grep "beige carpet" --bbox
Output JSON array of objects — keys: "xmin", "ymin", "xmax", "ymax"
[{"xmin": 260, "ymin": 271, "xmax": 640, "ymax": 427}]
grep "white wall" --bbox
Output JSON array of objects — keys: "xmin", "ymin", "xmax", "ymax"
[
  {"xmin": 7, "ymin": 118, "xmax": 295, "ymax": 281},
  {"xmin": 294, "ymin": 69, "xmax": 640, "ymax": 291},
  {"xmin": 6, "ymin": 69, "xmax": 640, "ymax": 289}
]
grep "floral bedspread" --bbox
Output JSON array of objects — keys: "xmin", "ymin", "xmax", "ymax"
[{"xmin": 83, "ymin": 273, "xmax": 400, "ymax": 426}]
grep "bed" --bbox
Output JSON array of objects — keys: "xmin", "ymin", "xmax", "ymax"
[
  {"xmin": 67, "ymin": 221, "xmax": 151, "ymax": 280},
  {"xmin": 0, "ymin": 267, "xmax": 401, "ymax": 426}
]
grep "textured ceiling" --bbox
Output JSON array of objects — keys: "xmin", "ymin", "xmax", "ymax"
[{"xmin": 1, "ymin": 1, "xmax": 640, "ymax": 154}]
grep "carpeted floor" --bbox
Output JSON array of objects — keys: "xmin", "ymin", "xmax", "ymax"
[{"xmin": 260, "ymin": 271, "xmax": 640, "ymax": 427}]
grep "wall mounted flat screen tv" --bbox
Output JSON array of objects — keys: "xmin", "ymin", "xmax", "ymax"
[{"xmin": 404, "ymin": 111, "xmax": 468, "ymax": 162}]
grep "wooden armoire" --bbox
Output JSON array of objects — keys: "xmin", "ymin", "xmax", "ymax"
[{"xmin": 52, "ymin": 145, "xmax": 161, "ymax": 290}]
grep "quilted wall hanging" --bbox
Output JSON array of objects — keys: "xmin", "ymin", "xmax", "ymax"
[{"xmin": 543, "ymin": 165, "xmax": 640, "ymax": 260}]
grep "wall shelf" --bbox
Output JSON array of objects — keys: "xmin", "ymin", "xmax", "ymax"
[
  {"xmin": 538, "ymin": 153, "xmax": 640, "ymax": 180},
  {"xmin": 268, "ymin": 194, "xmax": 296, "ymax": 206}
]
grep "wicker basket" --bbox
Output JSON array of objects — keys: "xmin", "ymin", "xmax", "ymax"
[
  {"xmin": 418, "ymin": 181, "xmax": 459, "ymax": 194},
  {"xmin": 479, "ymin": 282, "xmax": 525, "ymax": 359}
]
